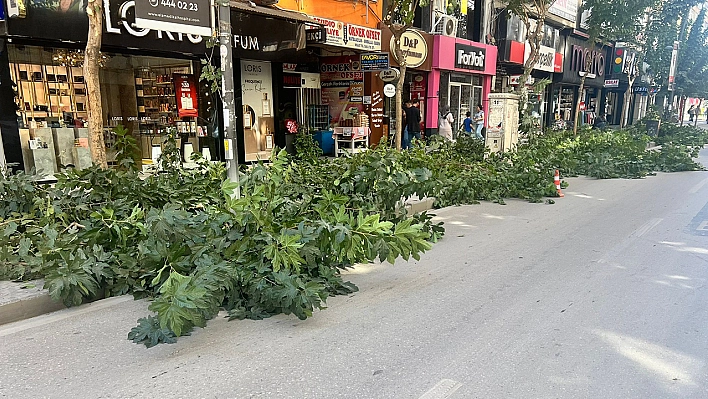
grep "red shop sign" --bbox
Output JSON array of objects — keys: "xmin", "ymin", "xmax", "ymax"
[{"xmin": 173, "ymin": 74, "xmax": 199, "ymax": 118}]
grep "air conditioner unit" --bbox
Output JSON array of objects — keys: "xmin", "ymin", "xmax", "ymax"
[{"xmin": 434, "ymin": 15, "xmax": 458, "ymax": 37}]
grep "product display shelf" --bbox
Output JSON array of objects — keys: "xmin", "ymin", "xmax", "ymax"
[
  {"xmin": 11, "ymin": 64, "xmax": 87, "ymax": 126},
  {"xmin": 134, "ymin": 64, "xmax": 190, "ymax": 136},
  {"xmin": 333, "ymin": 127, "xmax": 370, "ymax": 157}
]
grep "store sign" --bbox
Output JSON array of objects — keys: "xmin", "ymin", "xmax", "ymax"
[
  {"xmin": 411, "ymin": 73, "xmax": 426, "ymax": 99},
  {"xmin": 0, "ymin": 0, "xmax": 5, "ymax": 20},
  {"xmin": 231, "ymin": 11, "xmax": 302, "ymax": 60},
  {"xmin": 311, "ymin": 16, "xmax": 381, "ymax": 51},
  {"xmin": 379, "ymin": 68, "xmax": 399, "ymax": 82},
  {"xmin": 390, "ymin": 29, "xmax": 428, "ymax": 68},
  {"xmin": 524, "ymin": 45, "xmax": 556, "ymax": 73},
  {"xmin": 320, "ymin": 55, "xmax": 364, "ymax": 124},
  {"xmin": 174, "ymin": 74, "xmax": 198, "ymax": 118},
  {"xmin": 360, "ymin": 53, "xmax": 389, "ymax": 71},
  {"xmin": 634, "ymin": 86, "xmax": 648, "ymax": 93},
  {"xmin": 454, "ymin": 43, "xmax": 486, "ymax": 71},
  {"xmin": 604, "ymin": 79, "xmax": 619, "ymax": 88},
  {"xmin": 283, "ymin": 72, "xmax": 302, "ymax": 88},
  {"xmin": 134, "ymin": 0, "xmax": 212, "ymax": 37},
  {"xmin": 383, "ymin": 84, "xmax": 396, "ymax": 98},
  {"xmin": 554, "ymin": 53, "xmax": 563, "ymax": 73},
  {"xmin": 549, "ymin": 0, "xmax": 578, "ymax": 23},
  {"xmin": 305, "ymin": 26, "xmax": 327, "ymax": 44},
  {"xmin": 6, "ymin": 0, "xmax": 207, "ymax": 54},
  {"xmin": 570, "ymin": 44, "xmax": 605, "ymax": 79},
  {"xmin": 105, "ymin": 0, "xmax": 204, "ymax": 45}
]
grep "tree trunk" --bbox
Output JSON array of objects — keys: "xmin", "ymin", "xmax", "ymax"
[
  {"xmin": 85, "ymin": 0, "xmax": 107, "ymax": 168},
  {"xmin": 573, "ymin": 75, "xmax": 586, "ymax": 135},
  {"xmin": 393, "ymin": 31, "xmax": 406, "ymax": 151},
  {"xmin": 514, "ymin": 12, "xmax": 546, "ymax": 96}
]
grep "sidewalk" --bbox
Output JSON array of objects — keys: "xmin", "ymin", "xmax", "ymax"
[{"xmin": 0, "ymin": 196, "xmax": 435, "ymax": 327}]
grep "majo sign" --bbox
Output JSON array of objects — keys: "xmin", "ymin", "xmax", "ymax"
[{"xmin": 570, "ymin": 44, "xmax": 605, "ymax": 79}]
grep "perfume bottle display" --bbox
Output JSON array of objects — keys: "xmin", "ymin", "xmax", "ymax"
[
  {"xmin": 262, "ymin": 93, "xmax": 271, "ymax": 116},
  {"xmin": 181, "ymin": 93, "xmax": 194, "ymax": 110}
]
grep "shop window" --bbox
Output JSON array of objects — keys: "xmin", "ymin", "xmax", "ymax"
[
  {"xmin": 540, "ymin": 25, "xmax": 557, "ymax": 48},
  {"xmin": 439, "ymin": 71, "xmax": 451, "ymax": 111},
  {"xmin": 8, "ymin": 44, "xmax": 209, "ymax": 167},
  {"xmin": 555, "ymin": 35, "xmax": 565, "ymax": 54},
  {"xmin": 506, "ymin": 15, "xmax": 526, "ymax": 42}
]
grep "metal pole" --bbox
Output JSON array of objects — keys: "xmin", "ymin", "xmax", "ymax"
[{"xmin": 218, "ymin": 1, "xmax": 240, "ymax": 198}]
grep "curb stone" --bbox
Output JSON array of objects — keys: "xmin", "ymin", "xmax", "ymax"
[
  {"xmin": 404, "ymin": 196, "xmax": 436, "ymax": 215},
  {"xmin": 0, "ymin": 280, "xmax": 66, "ymax": 326}
]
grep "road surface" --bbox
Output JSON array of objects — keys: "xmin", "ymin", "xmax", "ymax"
[{"xmin": 1, "ymin": 150, "xmax": 708, "ymax": 398}]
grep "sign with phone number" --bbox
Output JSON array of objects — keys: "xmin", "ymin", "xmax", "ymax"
[{"xmin": 135, "ymin": 0, "xmax": 213, "ymax": 37}]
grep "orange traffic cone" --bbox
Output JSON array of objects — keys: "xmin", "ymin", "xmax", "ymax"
[{"xmin": 554, "ymin": 170, "xmax": 564, "ymax": 197}]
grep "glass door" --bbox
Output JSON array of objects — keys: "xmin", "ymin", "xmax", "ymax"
[
  {"xmin": 473, "ymin": 86, "xmax": 482, "ymax": 113},
  {"xmin": 449, "ymin": 84, "xmax": 461, "ymax": 128}
]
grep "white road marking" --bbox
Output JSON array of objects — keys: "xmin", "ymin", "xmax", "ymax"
[
  {"xmin": 418, "ymin": 379, "xmax": 463, "ymax": 399},
  {"xmin": 688, "ymin": 177, "xmax": 708, "ymax": 194},
  {"xmin": 697, "ymin": 221, "xmax": 708, "ymax": 231},
  {"xmin": 632, "ymin": 218, "xmax": 663, "ymax": 238},
  {"xmin": 599, "ymin": 218, "xmax": 664, "ymax": 263}
]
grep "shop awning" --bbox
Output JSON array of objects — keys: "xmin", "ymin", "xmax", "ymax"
[{"xmin": 229, "ymin": 1, "xmax": 320, "ymax": 25}]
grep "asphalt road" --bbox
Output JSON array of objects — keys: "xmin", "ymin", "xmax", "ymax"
[{"xmin": 2, "ymin": 150, "xmax": 708, "ymax": 399}]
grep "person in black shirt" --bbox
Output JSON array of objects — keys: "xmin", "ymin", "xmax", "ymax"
[{"xmin": 406, "ymin": 98, "xmax": 422, "ymax": 147}]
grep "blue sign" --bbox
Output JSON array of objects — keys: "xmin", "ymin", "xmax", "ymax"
[
  {"xmin": 0, "ymin": 0, "xmax": 5, "ymax": 20},
  {"xmin": 360, "ymin": 53, "xmax": 389, "ymax": 71}
]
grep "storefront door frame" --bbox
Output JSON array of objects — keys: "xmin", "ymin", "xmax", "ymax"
[{"xmin": 448, "ymin": 81, "xmax": 482, "ymax": 130}]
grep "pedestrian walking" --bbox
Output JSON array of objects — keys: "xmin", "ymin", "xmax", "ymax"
[
  {"xmin": 463, "ymin": 111, "xmax": 473, "ymax": 135},
  {"xmin": 438, "ymin": 106, "xmax": 454, "ymax": 140},
  {"xmin": 473, "ymin": 104, "xmax": 484, "ymax": 139},
  {"xmin": 406, "ymin": 98, "xmax": 422, "ymax": 147},
  {"xmin": 688, "ymin": 105, "xmax": 696, "ymax": 122}
]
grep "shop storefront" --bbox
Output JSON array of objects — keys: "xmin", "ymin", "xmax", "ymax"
[
  {"xmin": 429, "ymin": 35, "xmax": 497, "ymax": 135},
  {"xmin": 1, "ymin": 0, "xmax": 212, "ymax": 174},
  {"xmin": 380, "ymin": 26, "xmax": 433, "ymax": 143},
  {"xmin": 306, "ymin": 16, "xmax": 382, "ymax": 152},
  {"xmin": 228, "ymin": 6, "xmax": 322, "ymax": 162},
  {"xmin": 604, "ymin": 46, "xmax": 641, "ymax": 126},
  {"xmin": 494, "ymin": 14, "xmax": 565, "ymax": 128},
  {"xmin": 552, "ymin": 35, "xmax": 609, "ymax": 127}
]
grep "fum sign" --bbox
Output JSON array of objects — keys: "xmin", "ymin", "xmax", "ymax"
[{"xmin": 135, "ymin": 0, "xmax": 213, "ymax": 37}]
